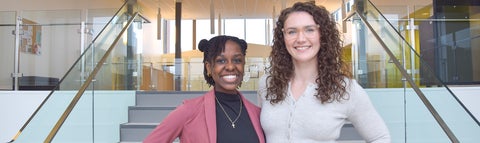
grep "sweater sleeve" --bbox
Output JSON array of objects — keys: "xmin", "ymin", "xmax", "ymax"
[
  {"xmin": 143, "ymin": 100, "xmax": 193, "ymax": 143},
  {"xmin": 347, "ymin": 81, "xmax": 391, "ymax": 143}
]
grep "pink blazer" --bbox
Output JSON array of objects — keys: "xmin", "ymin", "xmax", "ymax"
[{"xmin": 143, "ymin": 89, "xmax": 265, "ymax": 143}]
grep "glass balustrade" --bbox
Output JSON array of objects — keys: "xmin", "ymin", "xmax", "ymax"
[
  {"xmin": 139, "ymin": 58, "xmax": 268, "ymax": 91},
  {"xmin": 348, "ymin": 0, "xmax": 480, "ymax": 142},
  {"xmin": 12, "ymin": 1, "xmax": 144, "ymax": 142},
  {"xmin": 0, "ymin": 11, "xmax": 16, "ymax": 90},
  {"xmin": 1, "ymin": 0, "xmax": 479, "ymax": 142}
]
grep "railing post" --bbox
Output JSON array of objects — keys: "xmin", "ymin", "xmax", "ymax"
[{"xmin": 12, "ymin": 16, "xmax": 22, "ymax": 91}]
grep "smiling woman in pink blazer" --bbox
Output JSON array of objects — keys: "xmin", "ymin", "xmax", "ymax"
[{"xmin": 143, "ymin": 35, "xmax": 265, "ymax": 143}]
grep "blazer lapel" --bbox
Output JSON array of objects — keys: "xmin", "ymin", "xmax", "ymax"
[
  {"xmin": 240, "ymin": 93, "xmax": 266, "ymax": 143},
  {"xmin": 204, "ymin": 89, "xmax": 217, "ymax": 143}
]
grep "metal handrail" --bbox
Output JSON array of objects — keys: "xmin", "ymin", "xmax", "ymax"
[
  {"xmin": 356, "ymin": 11, "xmax": 459, "ymax": 142},
  {"xmin": 349, "ymin": 0, "xmax": 460, "ymax": 142},
  {"xmin": 44, "ymin": 12, "xmax": 141, "ymax": 142},
  {"xmin": 363, "ymin": 0, "xmax": 479, "ymax": 126},
  {"xmin": 7, "ymin": 1, "xmax": 130, "ymax": 142}
]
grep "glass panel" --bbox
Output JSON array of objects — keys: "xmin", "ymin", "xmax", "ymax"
[
  {"xmin": 151, "ymin": 61, "xmax": 176, "ymax": 91},
  {"xmin": 85, "ymin": 8, "xmax": 119, "ymax": 53},
  {"xmin": 240, "ymin": 57, "xmax": 267, "ymax": 91},
  {"xmin": 53, "ymin": 19, "xmax": 142, "ymax": 143},
  {"xmin": 13, "ymin": 3, "xmax": 140, "ymax": 142},
  {"xmin": 357, "ymin": 0, "xmax": 480, "ymax": 142},
  {"xmin": 0, "ymin": 11, "xmax": 16, "ymax": 90},
  {"xmin": 413, "ymin": 4, "xmax": 480, "ymax": 142},
  {"xmin": 184, "ymin": 58, "xmax": 206, "ymax": 91},
  {"xmin": 146, "ymin": 57, "xmax": 267, "ymax": 91},
  {"xmin": 17, "ymin": 10, "xmax": 82, "ymax": 91},
  {"xmin": 414, "ymin": 5, "xmax": 480, "ymax": 84}
]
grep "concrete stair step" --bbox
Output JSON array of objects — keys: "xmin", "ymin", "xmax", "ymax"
[
  {"xmin": 128, "ymin": 106, "xmax": 175, "ymax": 123},
  {"xmin": 120, "ymin": 123, "xmax": 157, "ymax": 142},
  {"xmin": 134, "ymin": 91, "xmax": 204, "ymax": 107},
  {"xmin": 119, "ymin": 122, "xmax": 361, "ymax": 142}
]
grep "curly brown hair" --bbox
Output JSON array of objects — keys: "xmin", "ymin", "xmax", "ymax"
[{"xmin": 266, "ymin": 1, "xmax": 351, "ymax": 104}]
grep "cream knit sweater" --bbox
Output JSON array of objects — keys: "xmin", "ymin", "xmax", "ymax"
[{"xmin": 258, "ymin": 75, "xmax": 391, "ymax": 143}]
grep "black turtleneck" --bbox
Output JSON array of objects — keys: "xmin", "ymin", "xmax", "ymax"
[{"xmin": 215, "ymin": 91, "xmax": 260, "ymax": 143}]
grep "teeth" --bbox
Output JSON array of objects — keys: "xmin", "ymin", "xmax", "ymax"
[
  {"xmin": 222, "ymin": 75, "xmax": 238, "ymax": 82},
  {"xmin": 296, "ymin": 46, "xmax": 310, "ymax": 50},
  {"xmin": 223, "ymin": 75, "xmax": 237, "ymax": 79}
]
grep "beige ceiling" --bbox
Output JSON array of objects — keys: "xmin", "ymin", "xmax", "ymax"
[{"xmin": 142, "ymin": 0, "xmax": 432, "ymax": 20}]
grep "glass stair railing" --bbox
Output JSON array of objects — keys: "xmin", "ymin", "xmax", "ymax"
[
  {"xmin": 345, "ymin": 0, "xmax": 480, "ymax": 142},
  {"xmin": 9, "ymin": 1, "xmax": 148, "ymax": 142}
]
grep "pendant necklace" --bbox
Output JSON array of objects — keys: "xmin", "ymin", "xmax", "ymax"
[{"xmin": 215, "ymin": 94, "xmax": 243, "ymax": 128}]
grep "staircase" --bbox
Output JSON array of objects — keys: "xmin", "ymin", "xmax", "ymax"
[
  {"xmin": 119, "ymin": 91, "xmax": 362, "ymax": 142},
  {"xmin": 119, "ymin": 91, "xmax": 201, "ymax": 142}
]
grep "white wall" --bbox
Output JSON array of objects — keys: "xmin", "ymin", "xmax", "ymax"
[
  {"xmin": 0, "ymin": 91, "xmax": 48, "ymax": 142},
  {"xmin": 367, "ymin": 87, "xmax": 480, "ymax": 142},
  {"xmin": 450, "ymin": 87, "xmax": 480, "ymax": 120}
]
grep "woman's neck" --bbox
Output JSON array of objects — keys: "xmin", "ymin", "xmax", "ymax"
[
  {"xmin": 292, "ymin": 60, "xmax": 318, "ymax": 83},
  {"xmin": 290, "ymin": 60, "xmax": 317, "ymax": 100}
]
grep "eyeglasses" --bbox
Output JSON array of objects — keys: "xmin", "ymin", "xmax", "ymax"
[{"xmin": 282, "ymin": 25, "xmax": 320, "ymax": 39}]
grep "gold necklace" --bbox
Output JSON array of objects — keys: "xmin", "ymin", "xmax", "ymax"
[{"xmin": 215, "ymin": 95, "xmax": 243, "ymax": 128}]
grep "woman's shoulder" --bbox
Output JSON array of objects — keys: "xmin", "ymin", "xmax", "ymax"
[
  {"xmin": 259, "ymin": 74, "xmax": 269, "ymax": 87},
  {"xmin": 257, "ymin": 74, "xmax": 270, "ymax": 101},
  {"xmin": 341, "ymin": 77, "xmax": 371, "ymax": 104},
  {"xmin": 173, "ymin": 92, "xmax": 210, "ymax": 113},
  {"xmin": 340, "ymin": 77, "xmax": 360, "ymax": 89}
]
